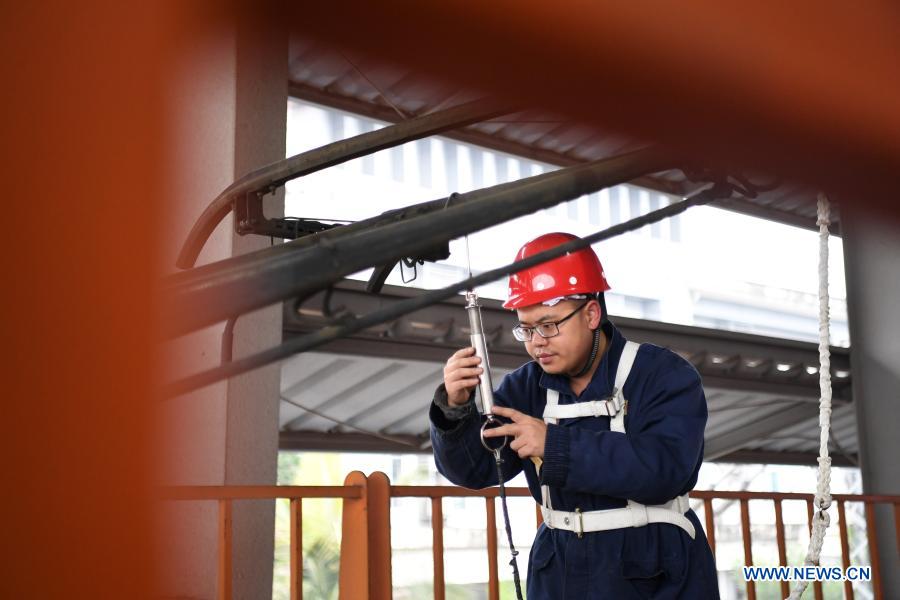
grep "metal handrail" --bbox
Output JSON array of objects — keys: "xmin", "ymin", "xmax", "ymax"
[
  {"xmin": 164, "ymin": 476, "xmax": 899, "ymax": 600},
  {"xmin": 163, "ymin": 483, "xmax": 365, "ymax": 600}
]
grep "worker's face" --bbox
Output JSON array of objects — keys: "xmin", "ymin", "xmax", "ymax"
[{"xmin": 516, "ymin": 299, "xmax": 601, "ymax": 376}]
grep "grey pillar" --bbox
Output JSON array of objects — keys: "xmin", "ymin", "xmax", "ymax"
[
  {"xmin": 226, "ymin": 18, "xmax": 287, "ymax": 600},
  {"xmin": 159, "ymin": 18, "xmax": 286, "ymax": 600},
  {"xmin": 841, "ymin": 205, "xmax": 900, "ymax": 596}
]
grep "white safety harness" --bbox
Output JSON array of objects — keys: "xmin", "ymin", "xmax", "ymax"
[{"xmin": 539, "ymin": 341, "xmax": 696, "ymax": 539}]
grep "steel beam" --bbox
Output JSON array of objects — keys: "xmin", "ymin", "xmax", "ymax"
[
  {"xmin": 277, "ymin": 431, "xmax": 860, "ymax": 466},
  {"xmin": 703, "ymin": 403, "xmax": 823, "ymax": 460},
  {"xmin": 717, "ymin": 450, "xmax": 857, "ymax": 468},
  {"xmin": 279, "ymin": 430, "xmax": 427, "ymax": 453},
  {"xmin": 284, "ymin": 279, "xmax": 852, "ymax": 401}
]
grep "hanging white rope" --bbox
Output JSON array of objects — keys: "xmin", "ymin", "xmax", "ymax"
[{"xmin": 787, "ymin": 193, "xmax": 834, "ymax": 600}]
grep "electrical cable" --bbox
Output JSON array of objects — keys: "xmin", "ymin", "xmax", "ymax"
[
  {"xmin": 493, "ymin": 453, "xmax": 524, "ymax": 599},
  {"xmin": 162, "ymin": 178, "xmax": 735, "ymax": 398}
]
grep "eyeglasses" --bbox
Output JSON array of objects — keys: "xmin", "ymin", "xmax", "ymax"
[{"xmin": 511, "ymin": 302, "xmax": 589, "ymax": 342}]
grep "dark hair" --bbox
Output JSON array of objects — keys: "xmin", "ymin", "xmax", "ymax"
[{"xmin": 596, "ymin": 292, "xmax": 610, "ymax": 326}]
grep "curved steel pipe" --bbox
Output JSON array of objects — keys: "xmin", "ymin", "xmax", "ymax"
[{"xmin": 176, "ymin": 97, "xmax": 512, "ymax": 268}]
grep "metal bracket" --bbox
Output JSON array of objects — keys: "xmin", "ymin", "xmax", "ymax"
[
  {"xmin": 235, "ymin": 194, "xmax": 452, "ymax": 290},
  {"xmin": 234, "ymin": 190, "xmax": 340, "ymax": 239},
  {"xmin": 366, "ymin": 241, "xmax": 450, "ymax": 293}
]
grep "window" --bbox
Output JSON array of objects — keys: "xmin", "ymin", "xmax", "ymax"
[{"xmin": 417, "ymin": 139, "xmax": 432, "ymax": 187}]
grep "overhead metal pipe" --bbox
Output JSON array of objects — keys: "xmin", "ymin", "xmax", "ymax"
[
  {"xmin": 176, "ymin": 96, "xmax": 513, "ymax": 268},
  {"xmin": 162, "ymin": 147, "xmax": 672, "ymax": 338},
  {"xmin": 169, "ymin": 184, "xmax": 456, "ymax": 289}
]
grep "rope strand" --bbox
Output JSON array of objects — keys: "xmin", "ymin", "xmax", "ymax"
[{"xmin": 787, "ymin": 193, "xmax": 834, "ymax": 600}]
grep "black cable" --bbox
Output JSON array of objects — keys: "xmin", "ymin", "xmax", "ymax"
[
  {"xmin": 493, "ymin": 452, "xmax": 524, "ymax": 600},
  {"xmin": 162, "ymin": 180, "xmax": 731, "ymax": 398},
  {"xmin": 165, "ymin": 147, "xmax": 667, "ymax": 337},
  {"xmin": 572, "ymin": 326, "xmax": 601, "ymax": 378}
]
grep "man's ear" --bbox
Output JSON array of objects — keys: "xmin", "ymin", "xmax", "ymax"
[{"xmin": 586, "ymin": 299, "xmax": 602, "ymax": 329}]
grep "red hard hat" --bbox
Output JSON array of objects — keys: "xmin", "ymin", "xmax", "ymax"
[{"xmin": 503, "ymin": 232, "xmax": 611, "ymax": 309}]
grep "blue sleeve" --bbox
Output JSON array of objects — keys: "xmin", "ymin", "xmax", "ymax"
[
  {"xmin": 430, "ymin": 380, "xmax": 524, "ymax": 489},
  {"xmin": 540, "ymin": 357, "xmax": 706, "ymax": 505}
]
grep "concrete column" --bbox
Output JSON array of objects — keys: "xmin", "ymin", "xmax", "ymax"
[
  {"xmin": 840, "ymin": 205, "xmax": 900, "ymax": 596},
  {"xmin": 159, "ymin": 17, "xmax": 286, "ymax": 600}
]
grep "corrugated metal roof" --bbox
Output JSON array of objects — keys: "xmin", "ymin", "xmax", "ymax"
[{"xmin": 288, "ymin": 37, "xmax": 840, "ymax": 235}]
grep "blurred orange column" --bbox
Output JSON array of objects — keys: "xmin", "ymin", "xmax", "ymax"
[{"xmin": 0, "ymin": 3, "xmax": 231, "ymax": 598}]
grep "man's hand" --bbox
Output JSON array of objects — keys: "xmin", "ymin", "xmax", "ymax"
[
  {"xmin": 443, "ymin": 347, "xmax": 483, "ymax": 407},
  {"xmin": 482, "ymin": 406, "xmax": 547, "ymax": 459}
]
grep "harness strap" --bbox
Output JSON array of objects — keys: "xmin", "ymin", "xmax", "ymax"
[
  {"xmin": 541, "ymin": 388, "xmax": 559, "ymax": 511},
  {"xmin": 542, "ymin": 396, "xmax": 623, "ymax": 419},
  {"xmin": 539, "ymin": 341, "xmax": 694, "ymax": 538},
  {"xmin": 544, "ymin": 385, "xmax": 560, "ymax": 425},
  {"xmin": 611, "ymin": 340, "xmax": 639, "ymax": 433},
  {"xmin": 540, "ymin": 495, "xmax": 696, "ymax": 538}
]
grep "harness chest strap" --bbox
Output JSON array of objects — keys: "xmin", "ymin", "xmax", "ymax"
[{"xmin": 540, "ymin": 341, "xmax": 696, "ymax": 539}]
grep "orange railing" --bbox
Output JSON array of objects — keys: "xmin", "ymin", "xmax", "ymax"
[
  {"xmin": 166, "ymin": 472, "xmax": 900, "ymax": 600},
  {"xmin": 165, "ymin": 482, "xmax": 364, "ymax": 600},
  {"xmin": 690, "ymin": 490, "xmax": 899, "ymax": 600}
]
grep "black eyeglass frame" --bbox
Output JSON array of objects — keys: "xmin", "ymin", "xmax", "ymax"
[{"xmin": 511, "ymin": 301, "xmax": 590, "ymax": 342}]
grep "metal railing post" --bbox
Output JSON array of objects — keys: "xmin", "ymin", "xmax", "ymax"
[
  {"xmin": 804, "ymin": 499, "xmax": 825, "ymax": 600},
  {"xmin": 290, "ymin": 498, "xmax": 303, "ymax": 600},
  {"xmin": 431, "ymin": 497, "xmax": 445, "ymax": 600},
  {"xmin": 485, "ymin": 497, "xmax": 499, "ymax": 600},
  {"xmin": 894, "ymin": 502, "xmax": 900, "ymax": 556},
  {"xmin": 703, "ymin": 497, "xmax": 716, "ymax": 558},
  {"xmin": 773, "ymin": 499, "xmax": 789, "ymax": 599},
  {"xmin": 864, "ymin": 502, "xmax": 884, "ymax": 600},
  {"xmin": 739, "ymin": 498, "xmax": 755, "ymax": 600},
  {"xmin": 218, "ymin": 499, "xmax": 233, "ymax": 600},
  {"xmin": 837, "ymin": 500, "xmax": 854, "ymax": 600},
  {"xmin": 367, "ymin": 472, "xmax": 393, "ymax": 600},
  {"xmin": 339, "ymin": 471, "xmax": 370, "ymax": 600}
]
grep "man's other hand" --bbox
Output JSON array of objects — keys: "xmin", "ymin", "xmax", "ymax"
[{"xmin": 443, "ymin": 346, "xmax": 482, "ymax": 406}]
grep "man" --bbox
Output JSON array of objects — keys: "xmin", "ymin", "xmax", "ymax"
[{"xmin": 430, "ymin": 232, "xmax": 720, "ymax": 599}]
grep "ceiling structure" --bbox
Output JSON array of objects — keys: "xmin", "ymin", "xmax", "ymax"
[
  {"xmin": 279, "ymin": 282, "xmax": 856, "ymax": 467},
  {"xmin": 279, "ymin": 38, "xmax": 855, "ymax": 466},
  {"xmin": 288, "ymin": 36, "xmax": 841, "ymax": 235}
]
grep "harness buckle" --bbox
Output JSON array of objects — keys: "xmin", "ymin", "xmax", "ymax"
[
  {"xmin": 627, "ymin": 501, "xmax": 649, "ymax": 528},
  {"xmin": 575, "ymin": 507, "xmax": 584, "ymax": 538}
]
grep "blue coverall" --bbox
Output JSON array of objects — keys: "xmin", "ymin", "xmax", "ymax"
[{"xmin": 430, "ymin": 322, "xmax": 721, "ymax": 599}]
